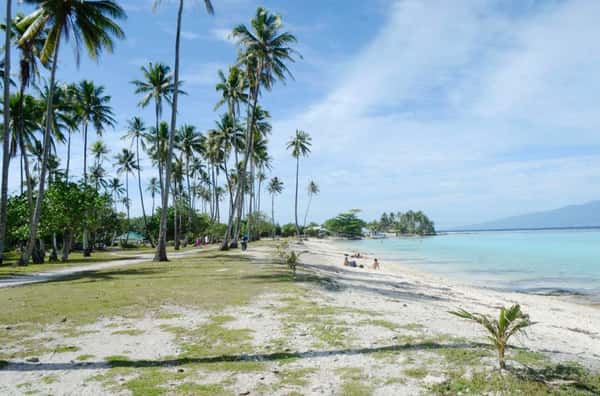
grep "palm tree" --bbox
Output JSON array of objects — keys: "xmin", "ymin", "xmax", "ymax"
[
  {"xmin": 450, "ymin": 305, "xmax": 534, "ymax": 369},
  {"xmin": 90, "ymin": 140, "xmax": 109, "ymax": 168},
  {"xmin": 267, "ymin": 177, "xmax": 283, "ymax": 239},
  {"xmin": 115, "ymin": 148, "xmax": 138, "ymax": 245},
  {"xmin": 177, "ymin": 124, "xmax": 205, "ymax": 239},
  {"xmin": 108, "ymin": 177, "xmax": 124, "ymax": 211},
  {"xmin": 89, "ymin": 163, "xmax": 108, "ymax": 191},
  {"xmin": 152, "ymin": 0, "xmax": 214, "ymax": 262},
  {"xmin": 303, "ymin": 181, "xmax": 319, "ymax": 229},
  {"xmin": 215, "ymin": 66, "xmax": 248, "ymax": 126},
  {"xmin": 72, "ymin": 80, "xmax": 115, "ymax": 182},
  {"xmin": 7, "ymin": 93, "xmax": 43, "ymax": 210},
  {"xmin": 0, "ymin": 0, "xmax": 13, "ymax": 264},
  {"xmin": 147, "ymin": 177, "xmax": 160, "ymax": 215},
  {"xmin": 17, "ymin": 0, "xmax": 125, "ymax": 265},
  {"xmin": 222, "ymin": 7, "xmax": 299, "ymax": 250},
  {"xmin": 131, "ymin": 62, "xmax": 175, "ymax": 192},
  {"xmin": 287, "ymin": 130, "xmax": 311, "ymax": 238},
  {"xmin": 171, "ymin": 157, "xmax": 184, "ymax": 250},
  {"xmin": 123, "ymin": 116, "xmax": 152, "ymax": 245}
]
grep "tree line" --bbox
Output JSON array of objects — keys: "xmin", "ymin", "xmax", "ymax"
[
  {"xmin": 0, "ymin": 1, "xmax": 320, "ymax": 265},
  {"xmin": 369, "ymin": 210, "xmax": 436, "ymax": 236}
]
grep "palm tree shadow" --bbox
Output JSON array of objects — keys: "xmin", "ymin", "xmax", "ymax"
[{"xmin": 1, "ymin": 341, "xmax": 480, "ymax": 372}]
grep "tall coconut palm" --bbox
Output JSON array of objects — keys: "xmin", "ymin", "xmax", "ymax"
[
  {"xmin": 222, "ymin": 7, "xmax": 299, "ymax": 250},
  {"xmin": 17, "ymin": 0, "xmax": 125, "ymax": 265},
  {"xmin": 131, "ymin": 62, "xmax": 175, "ymax": 192},
  {"xmin": 115, "ymin": 148, "xmax": 138, "ymax": 245},
  {"xmin": 7, "ymin": 93, "xmax": 43, "ymax": 210},
  {"xmin": 177, "ymin": 124, "xmax": 204, "ymax": 239},
  {"xmin": 108, "ymin": 177, "xmax": 124, "ymax": 211},
  {"xmin": 287, "ymin": 130, "xmax": 311, "ymax": 238},
  {"xmin": 0, "ymin": 0, "xmax": 12, "ymax": 264},
  {"xmin": 1, "ymin": 13, "xmax": 47, "ymax": 239},
  {"xmin": 303, "ymin": 181, "xmax": 319, "ymax": 229},
  {"xmin": 72, "ymin": 80, "xmax": 115, "ymax": 182},
  {"xmin": 90, "ymin": 140, "xmax": 109, "ymax": 168},
  {"xmin": 215, "ymin": 66, "xmax": 248, "ymax": 126},
  {"xmin": 123, "ymin": 116, "xmax": 152, "ymax": 244},
  {"xmin": 245, "ymin": 106, "xmax": 271, "ymax": 241},
  {"xmin": 153, "ymin": 0, "xmax": 214, "ymax": 262},
  {"xmin": 171, "ymin": 156, "xmax": 184, "ymax": 250},
  {"xmin": 267, "ymin": 177, "xmax": 283, "ymax": 239},
  {"xmin": 147, "ymin": 177, "xmax": 160, "ymax": 215}
]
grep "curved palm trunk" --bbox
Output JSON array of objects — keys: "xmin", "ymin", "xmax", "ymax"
[
  {"xmin": 271, "ymin": 194, "xmax": 275, "ymax": 240},
  {"xmin": 20, "ymin": 38, "xmax": 61, "ymax": 265},
  {"xmin": 294, "ymin": 156, "xmax": 300, "ymax": 238},
  {"xmin": 65, "ymin": 131, "xmax": 71, "ymax": 180},
  {"xmin": 0, "ymin": 0, "xmax": 12, "ymax": 265},
  {"xmin": 83, "ymin": 121, "xmax": 88, "ymax": 181},
  {"xmin": 136, "ymin": 138, "xmax": 153, "ymax": 247},
  {"xmin": 303, "ymin": 193, "xmax": 313, "ymax": 229},
  {"xmin": 155, "ymin": 0, "xmax": 183, "ymax": 261},
  {"xmin": 125, "ymin": 171, "xmax": 130, "ymax": 246},
  {"xmin": 155, "ymin": 103, "xmax": 164, "ymax": 194},
  {"xmin": 18, "ymin": 135, "xmax": 33, "ymax": 212},
  {"xmin": 221, "ymin": 64, "xmax": 262, "ymax": 250},
  {"xmin": 174, "ymin": 182, "xmax": 179, "ymax": 250},
  {"xmin": 185, "ymin": 155, "xmax": 192, "ymax": 241}
]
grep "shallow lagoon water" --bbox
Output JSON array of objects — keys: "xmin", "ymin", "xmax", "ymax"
[{"xmin": 334, "ymin": 229, "xmax": 600, "ymax": 301}]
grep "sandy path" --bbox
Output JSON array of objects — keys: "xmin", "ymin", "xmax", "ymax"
[{"xmin": 0, "ymin": 247, "xmax": 211, "ymax": 289}]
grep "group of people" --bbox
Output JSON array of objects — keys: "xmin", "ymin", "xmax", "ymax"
[{"xmin": 343, "ymin": 253, "xmax": 380, "ymax": 270}]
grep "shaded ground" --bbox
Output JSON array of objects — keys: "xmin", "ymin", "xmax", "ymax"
[{"xmin": 0, "ymin": 246, "xmax": 212, "ymax": 288}]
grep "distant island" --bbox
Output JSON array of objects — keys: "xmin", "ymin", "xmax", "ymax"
[
  {"xmin": 454, "ymin": 201, "xmax": 600, "ymax": 231},
  {"xmin": 368, "ymin": 210, "xmax": 436, "ymax": 236}
]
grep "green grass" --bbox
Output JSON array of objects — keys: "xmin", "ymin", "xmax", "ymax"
[
  {"xmin": 53, "ymin": 345, "xmax": 80, "ymax": 353},
  {"xmin": 76, "ymin": 354, "xmax": 95, "ymax": 361},
  {"xmin": 41, "ymin": 375, "xmax": 58, "ymax": 384},
  {"xmin": 0, "ymin": 250, "xmax": 293, "ymax": 326},
  {"xmin": 403, "ymin": 367, "xmax": 429, "ymax": 379},
  {"xmin": 111, "ymin": 329, "xmax": 145, "ymax": 336},
  {"xmin": 0, "ymin": 251, "xmax": 140, "ymax": 277},
  {"xmin": 430, "ymin": 363, "xmax": 600, "ymax": 395},
  {"xmin": 0, "ymin": 245, "xmax": 202, "ymax": 278}
]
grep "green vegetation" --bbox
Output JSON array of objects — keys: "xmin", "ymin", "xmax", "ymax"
[
  {"xmin": 323, "ymin": 210, "xmax": 366, "ymax": 238},
  {"xmin": 0, "ymin": 0, "xmax": 305, "ymax": 269},
  {"xmin": 450, "ymin": 304, "xmax": 534, "ymax": 369},
  {"xmin": 369, "ymin": 210, "xmax": 436, "ymax": 236}
]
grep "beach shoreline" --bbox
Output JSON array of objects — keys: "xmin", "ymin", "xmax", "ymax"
[
  {"xmin": 323, "ymin": 236, "xmax": 600, "ymax": 307},
  {"xmin": 296, "ymin": 238, "xmax": 600, "ymax": 369}
]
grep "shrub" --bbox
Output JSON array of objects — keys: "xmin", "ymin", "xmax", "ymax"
[{"xmin": 450, "ymin": 304, "xmax": 534, "ymax": 369}]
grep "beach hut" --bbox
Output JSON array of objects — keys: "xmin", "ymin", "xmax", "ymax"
[{"xmin": 115, "ymin": 231, "xmax": 146, "ymax": 246}]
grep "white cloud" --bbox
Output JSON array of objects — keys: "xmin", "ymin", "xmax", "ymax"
[
  {"xmin": 269, "ymin": 0, "xmax": 600, "ymax": 227},
  {"xmin": 209, "ymin": 28, "xmax": 236, "ymax": 44},
  {"xmin": 181, "ymin": 62, "xmax": 226, "ymax": 87}
]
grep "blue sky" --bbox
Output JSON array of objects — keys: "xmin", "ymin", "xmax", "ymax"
[{"xmin": 5, "ymin": 0, "xmax": 600, "ymax": 229}]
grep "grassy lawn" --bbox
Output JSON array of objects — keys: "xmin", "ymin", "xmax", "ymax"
[
  {"xmin": 1, "ymin": 242, "xmax": 599, "ymax": 395},
  {"xmin": 0, "ymin": 244, "xmax": 212, "ymax": 278}
]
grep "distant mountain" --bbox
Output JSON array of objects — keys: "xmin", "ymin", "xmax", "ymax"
[{"xmin": 455, "ymin": 201, "xmax": 600, "ymax": 231}]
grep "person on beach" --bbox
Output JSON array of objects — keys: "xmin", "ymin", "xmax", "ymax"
[
  {"xmin": 372, "ymin": 258, "xmax": 380, "ymax": 270},
  {"xmin": 344, "ymin": 255, "xmax": 358, "ymax": 267}
]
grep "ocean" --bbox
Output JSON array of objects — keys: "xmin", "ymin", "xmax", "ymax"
[{"xmin": 333, "ymin": 229, "xmax": 600, "ymax": 301}]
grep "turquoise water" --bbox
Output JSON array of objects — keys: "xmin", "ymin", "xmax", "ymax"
[{"xmin": 334, "ymin": 229, "xmax": 600, "ymax": 299}]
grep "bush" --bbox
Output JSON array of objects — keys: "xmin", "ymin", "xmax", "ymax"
[
  {"xmin": 281, "ymin": 223, "xmax": 296, "ymax": 237},
  {"xmin": 450, "ymin": 304, "xmax": 534, "ymax": 369},
  {"xmin": 275, "ymin": 241, "xmax": 301, "ymax": 278}
]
